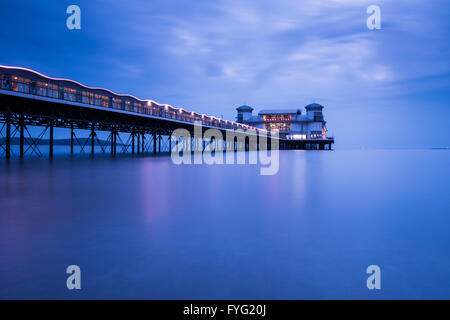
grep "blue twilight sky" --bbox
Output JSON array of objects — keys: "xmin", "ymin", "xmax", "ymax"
[{"xmin": 0, "ymin": 0, "xmax": 449, "ymax": 148}]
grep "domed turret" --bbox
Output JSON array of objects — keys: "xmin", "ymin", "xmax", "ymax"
[
  {"xmin": 236, "ymin": 105, "xmax": 253, "ymax": 122},
  {"xmin": 305, "ymin": 103, "xmax": 324, "ymax": 121},
  {"xmin": 305, "ymin": 103, "xmax": 324, "ymax": 110}
]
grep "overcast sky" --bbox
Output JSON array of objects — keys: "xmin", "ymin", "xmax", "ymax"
[{"xmin": 1, "ymin": 0, "xmax": 449, "ymax": 148}]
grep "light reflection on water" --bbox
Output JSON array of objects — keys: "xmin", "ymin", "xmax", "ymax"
[{"xmin": 0, "ymin": 150, "xmax": 449, "ymax": 299}]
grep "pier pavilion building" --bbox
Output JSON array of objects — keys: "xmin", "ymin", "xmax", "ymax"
[{"xmin": 236, "ymin": 103, "xmax": 329, "ymax": 140}]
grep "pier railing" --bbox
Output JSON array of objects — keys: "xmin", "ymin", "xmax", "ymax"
[{"xmin": 0, "ymin": 69, "xmax": 269, "ymax": 136}]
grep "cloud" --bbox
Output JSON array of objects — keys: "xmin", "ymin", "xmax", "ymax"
[
  {"xmin": 147, "ymin": 1, "xmax": 400, "ymax": 106},
  {"xmin": 68, "ymin": 0, "xmax": 450, "ymax": 146}
]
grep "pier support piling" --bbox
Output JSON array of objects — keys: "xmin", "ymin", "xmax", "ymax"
[
  {"xmin": 110, "ymin": 130, "xmax": 114, "ymax": 155},
  {"xmin": 137, "ymin": 132, "xmax": 140, "ymax": 155},
  {"xmin": 158, "ymin": 134, "xmax": 161, "ymax": 153},
  {"xmin": 113, "ymin": 131, "xmax": 117, "ymax": 155},
  {"xmin": 169, "ymin": 134, "xmax": 172, "ymax": 153},
  {"xmin": 91, "ymin": 127, "xmax": 95, "ymax": 155},
  {"xmin": 49, "ymin": 121, "xmax": 54, "ymax": 158},
  {"xmin": 5, "ymin": 114, "xmax": 11, "ymax": 159},
  {"xmin": 19, "ymin": 115, "xmax": 24, "ymax": 158},
  {"xmin": 132, "ymin": 132, "xmax": 135, "ymax": 155},
  {"xmin": 70, "ymin": 125, "xmax": 74, "ymax": 154}
]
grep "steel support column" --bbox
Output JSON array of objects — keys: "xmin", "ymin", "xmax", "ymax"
[
  {"xmin": 19, "ymin": 114, "xmax": 24, "ymax": 158},
  {"xmin": 70, "ymin": 125, "xmax": 74, "ymax": 154},
  {"xmin": 113, "ymin": 131, "xmax": 117, "ymax": 155},
  {"xmin": 110, "ymin": 130, "xmax": 114, "ymax": 155},
  {"xmin": 91, "ymin": 127, "xmax": 95, "ymax": 155},
  {"xmin": 5, "ymin": 114, "xmax": 11, "ymax": 159},
  {"xmin": 49, "ymin": 121, "xmax": 54, "ymax": 158},
  {"xmin": 153, "ymin": 132, "xmax": 156, "ymax": 154},
  {"xmin": 137, "ymin": 132, "xmax": 140, "ymax": 155}
]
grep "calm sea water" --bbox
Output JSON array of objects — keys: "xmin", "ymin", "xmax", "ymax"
[{"xmin": 0, "ymin": 150, "xmax": 449, "ymax": 299}]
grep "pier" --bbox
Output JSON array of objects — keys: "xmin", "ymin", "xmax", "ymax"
[{"xmin": 0, "ymin": 66, "xmax": 334, "ymax": 159}]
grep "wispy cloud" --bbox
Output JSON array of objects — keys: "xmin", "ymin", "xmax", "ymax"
[
  {"xmin": 2, "ymin": 0, "xmax": 448, "ymax": 147},
  {"xmin": 148, "ymin": 0, "xmax": 396, "ymax": 104}
]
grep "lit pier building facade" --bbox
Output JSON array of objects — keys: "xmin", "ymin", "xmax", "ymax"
[{"xmin": 236, "ymin": 103, "xmax": 330, "ymax": 141}]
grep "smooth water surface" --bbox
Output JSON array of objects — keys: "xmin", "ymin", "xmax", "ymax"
[{"xmin": 1, "ymin": 150, "xmax": 449, "ymax": 299}]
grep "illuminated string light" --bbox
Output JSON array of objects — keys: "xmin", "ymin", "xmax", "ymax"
[{"xmin": 0, "ymin": 64, "xmax": 268, "ymax": 133}]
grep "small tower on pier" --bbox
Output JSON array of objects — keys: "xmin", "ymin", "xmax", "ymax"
[{"xmin": 236, "ymin": 105, "xmax": 253, "ymax": 123}]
